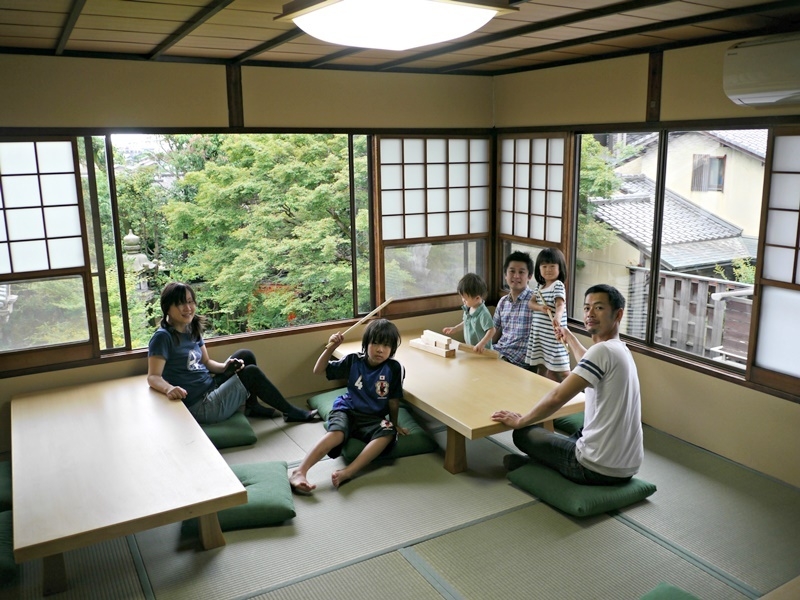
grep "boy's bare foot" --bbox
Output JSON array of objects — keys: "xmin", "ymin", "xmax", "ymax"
[
  {"xmin": 289, "ymin": 470, "xmax": 315, "ymax": 494},
  {"xmin": 331, "ymin": 469, "xmax": 352, "ymax": 489}
]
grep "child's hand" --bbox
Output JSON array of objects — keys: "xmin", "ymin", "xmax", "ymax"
[
  {"xmin": 327, "ymin": 332, "xmax": 344, "ymax": 348},
  {"xmin": 443, "ymin": 326, "xmax": 454, "ymax": 335},
  {"xmin": 473, "ymin": 342, "xmax": 486, "ymax": 354},
  {"xmin": 397, "ymin": 426, "xmax": 410, "ymax": 436}
]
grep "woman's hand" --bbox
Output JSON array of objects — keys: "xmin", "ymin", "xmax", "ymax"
[
  {"xmin": 165, "ymin": 385, "xmax": 188, "ymax": 401},
  {"xmin": 224, "ymin": 357, "xmax": 244, "ymax": 373}
]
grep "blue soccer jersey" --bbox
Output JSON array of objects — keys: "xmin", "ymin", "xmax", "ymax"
[{"xmin": 326, "ymin": 353, "xmax": 404, "ymax": 416}]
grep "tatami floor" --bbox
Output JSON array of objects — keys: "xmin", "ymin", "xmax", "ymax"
[{"xmin": 2, "ymin": 403, "xmax": 799, "ymax": 600}]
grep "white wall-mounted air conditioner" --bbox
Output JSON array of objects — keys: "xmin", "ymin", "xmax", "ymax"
[{"xmin": 723, "ymin": 33, "xmax": 800, "ymax": 107}]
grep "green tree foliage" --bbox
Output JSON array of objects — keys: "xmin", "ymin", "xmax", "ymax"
[
  {"xmin": 117, "ymin": 134, "xmax": 362, "ymax": 337},
  {"xmin": 714, "ymin": 257, "xmax": 755, "ymax": 284},
  {"xmin": 577, "ymin": 136, "xmax": 621, "ymax": 259}
]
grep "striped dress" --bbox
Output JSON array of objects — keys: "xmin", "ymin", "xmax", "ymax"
[{"xmin": 526, "ymin": 281, "xmax": 570, "ymax": 373}]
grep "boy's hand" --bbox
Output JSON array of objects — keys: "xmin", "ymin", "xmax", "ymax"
[
  {"xmin": 473, "ymin": 342, "xmax": 486, "ymax": 354},
  {"xmin": 397, "ymin": 426, "xmax": 410, "ymax": 436},
  {"xmin": 327, "ymin": 332, "xmax": 344, "ymax": 348},
  {"xmin": 442, "ymin": 326, "xmax": 454, "ymax": 335}
]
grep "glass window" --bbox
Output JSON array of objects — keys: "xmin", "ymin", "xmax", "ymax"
[
  {"xmin": 1, "ymin": 132, "xmax": 373, "ymax": 374},
  {"xmin": 377, "ymin": 135, "xmax": 491, "ymax": 305},
  {"xmin": 0, "ymin": 139, "xmax": 95, "ymax": 365},
  {"xmin": 574, "ymin": 130, "xmax": 765, "ymax": 369},
  {"xmin": 385, "ymin": 240, "xmax": 485, "ymax": 300}
]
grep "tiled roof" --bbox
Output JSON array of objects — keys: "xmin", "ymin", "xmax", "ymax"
[
  {"xmin": 706, "ymin": 130, "xmax": 767, "ymax": 160},
  {"xmin": 591, "ymin": 174, "xmax": 753, "ymax": 270},
  {"xmin": 624, "ymin": 130, "xmax": 767, "ymax": 161}
]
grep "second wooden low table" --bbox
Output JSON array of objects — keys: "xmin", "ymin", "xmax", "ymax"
[
  {"xmin": 11, "ymin": 376, "xmax": 247, "ymax": 594},
  {"xmin": 335, "ymin": 335, "xmax": 584, "ymax": 474}
]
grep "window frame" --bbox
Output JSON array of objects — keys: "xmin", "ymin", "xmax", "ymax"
[
  {"xmin": 570, "ymin": 124, "xmax": 799, "ymax": 403},
  {"xmin": 2, "ymin": 122, "xmax": 799, "ymax": 406},
  {"xmin": 372, "ymin": 134, "xmax": 494, "ymax": 317},
  {"xmin": 0, "ymin": 136, "xmax": 99, "ymax": 371}
]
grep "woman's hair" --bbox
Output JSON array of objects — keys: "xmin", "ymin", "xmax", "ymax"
[
  {"xmin": 457, "ymin": 273, "xmax": 488, "ymax": 299},
  {"xmin": 159, "ymin": 282, "xmax": 205, "ymax": 342},
  {"xmin": 534, "ymin": 247, "xmax": 568, "ymax": 286},
  {"xmin": 361, "ymin": 318, "xmax": 401, "ymax": 358}
]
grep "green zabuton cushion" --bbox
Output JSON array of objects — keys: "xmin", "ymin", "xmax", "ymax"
[
  {"xmin": 200, "ymin": 411, "xmax": 257, "ymax": 449},
  {"xmin": 507, "ymin": 461, "xmax": 656, "ymax": 517},
  {"xmin": 553, "ymin": 411, "xmax": 584, "ymax": 436},
  {"xmin": 184, "ymin": 461, "xmax": 295, "ymax": 534},
  {"xmin": 0, "ymin": 511, "xmax": 17, "ymax": 586},
  {"xmin": 640, "ymin": 582, "xmax": 701, "ymax": 600},
  {"xmin": 307, "ymin": 388, "xmax": 438, "ymax": 462},
  {"xmin": 0, "ymin": 462, "xmax": 11, "ymax": 512}
]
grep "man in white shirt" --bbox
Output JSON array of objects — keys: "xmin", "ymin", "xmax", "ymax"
[{"xmin": 491, "ymin": 284, "xmax": 643, "ymax": 485}]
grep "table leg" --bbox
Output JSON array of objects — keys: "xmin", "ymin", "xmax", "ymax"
[
  {"xmin": 444, "ymin": 428, "xmax": 468, "ymax": 474},
  {"xmin": 198, "ymin": 512, "xmax": 226, "ymax": 550},
  {"xmin": 42, "ymin": 553, "xmax": 67, "ymax": 596}
]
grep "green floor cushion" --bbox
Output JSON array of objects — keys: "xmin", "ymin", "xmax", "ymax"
[
  {"xmin": 507, "ymin": 461, "xmax": 656, "ymax": 517},
  {"xmin": 0, "ymin": 462, "xmax": 10, "ymax": 512},
  {"xmin": 183, "ymin": 461, "xmax": 295, "ymax": 535},
  {"xmin": 0, "ymin": 511, "xmax": 17, "ymax": 586},
  {"xmin": 553, "ymin": 411, "xmax": 584, "ymax": 436},
  {"xmin": 200, "ymin": 411, "xmax": 257, "ymax": 449},
  {"xmin": 640, "ymin": 582, "xmax": 701, "ymax": 599},
  {"xmin": 307, "ymin": 388, "xmax": 438, "ymax": 462}
]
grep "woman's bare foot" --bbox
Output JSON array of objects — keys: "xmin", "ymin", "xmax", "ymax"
[
  {"xmin": 289, "ymin": 470, "xmax": 315, "ymax": 494},
  {"xmin": 331, "ymin": 468, "xmax": 353, "ymax": 489}
]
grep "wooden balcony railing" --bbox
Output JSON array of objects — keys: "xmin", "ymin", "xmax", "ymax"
[{"xmin": 627, "ymin": 267, "xmax": 752, "ymax": 368}]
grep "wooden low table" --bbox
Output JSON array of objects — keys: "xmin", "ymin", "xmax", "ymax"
[
  {"xmin": 11, "ymin": 376, "xmax": 247, "ymax": 595},
  {"xmin": 335, "ymin": 335, "xmax": 584, "ymax": 474}
]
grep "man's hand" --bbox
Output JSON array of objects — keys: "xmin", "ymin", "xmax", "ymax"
[
  {"xmin": 397, "ymin": 426, "xmax": 410, "ymax": 436},
  {"xmin": 491, "ymin": 410, "xmax": 524, "ymax": 428}
]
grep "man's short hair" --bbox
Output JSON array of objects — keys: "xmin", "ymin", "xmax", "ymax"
[
  {"xmin": 503, "ymin": 251, "xmax": 533, "ymax": 275},
  {"xmin": 585, "ymin": 284, "xmax": 626, "ymax": 312}
]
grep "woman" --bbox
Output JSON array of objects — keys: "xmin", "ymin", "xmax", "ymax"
[{"xmin": 147, "ymin": 282, "xmax": 318, "ymax": 424}]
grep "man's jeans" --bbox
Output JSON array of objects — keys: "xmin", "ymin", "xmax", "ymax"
[{"xmin": 512, "ymin": 425, "xmax": 631, "ymax": 486}]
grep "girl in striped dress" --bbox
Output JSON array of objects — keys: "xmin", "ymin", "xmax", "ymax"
[{"xmin": 526, "ymin": 248, "xmax": 570, "ymax": 382}]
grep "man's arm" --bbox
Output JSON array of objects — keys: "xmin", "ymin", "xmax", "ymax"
[{"xmin": 491, "ymin": 372, "xmax": 588, "ymax": 429}]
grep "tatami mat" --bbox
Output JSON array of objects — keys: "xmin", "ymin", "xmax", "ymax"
[
  {"xmin": 249, "ymin": 552, "xmax": 444, "ymax": 600},
  {"xmin": 0, "ymin": 537, "xmax": 145, "ymax": 600},
  {"xmin": 220, "ymin": 417, "xmax": 326, "ymax": 466},
  {"xmin": 6, "ymin": 419, "xmax": 799, "ymax": 600},
  {"xmin": 135, "ymin": 439, "xmax": 531, "ymax": 600},
  {"xmin": 627, "ymin": 428, "xmax": 800, "ymax": 595},
  {"xmin": 412, "ymin": 503, "xmax": 750, "ymax": 600}
]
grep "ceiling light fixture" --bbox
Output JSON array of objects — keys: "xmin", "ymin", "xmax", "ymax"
[{"xmin": 277, "ymin": 0, "xmax": 514, "ymax": 52}]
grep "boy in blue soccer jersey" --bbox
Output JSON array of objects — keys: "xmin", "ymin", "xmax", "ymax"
[{"xmin": 290, "ymin": 318, "xmax": 409, "ymax": 493}]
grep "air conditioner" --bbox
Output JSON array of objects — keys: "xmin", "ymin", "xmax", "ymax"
[{"xmin": 723, "ymin": 33, "xmax": 800, "ymax": 107}]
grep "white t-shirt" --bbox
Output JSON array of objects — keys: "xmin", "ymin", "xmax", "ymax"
[{"xmin": 573, "ymin": 338, "xmax": 643, "ymax": 478}]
